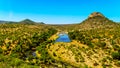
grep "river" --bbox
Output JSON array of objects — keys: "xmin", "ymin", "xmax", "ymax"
[{"xmin": 55, "ymin": 33, "xmax": 71, "ymax": 42}]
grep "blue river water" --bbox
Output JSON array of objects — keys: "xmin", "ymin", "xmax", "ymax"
[{"xmin": 55, "ymin": 34, "xmax": 71, "ymax": 42}]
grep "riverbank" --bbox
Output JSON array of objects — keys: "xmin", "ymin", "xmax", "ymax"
[{"xmin": 46, "ymin": 31, "xmax": 118, "ymax": 68}]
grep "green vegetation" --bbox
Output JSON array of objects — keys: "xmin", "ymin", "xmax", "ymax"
[
  {"xmin": 0, "ymin": 12, "xmax": 120, "ymax": 68},
  {"xmin": 112, "ymin": 51, "xmax": 120, "ymax": 60},
  {"xmin": 68, "ymin": 26, "xmax": 120, "ymax": 67},
  {"xmin": 0, "ymin": 23, "xmax": 60, "ymax": 67}
]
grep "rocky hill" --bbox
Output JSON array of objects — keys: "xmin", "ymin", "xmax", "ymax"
[
  {"xmin": 79, "ymin": 12, "xmax": 118, "ymax": 29},
  {"xmin": 88, "ymin": 12, "xmax": 105, "ymax": 18}
]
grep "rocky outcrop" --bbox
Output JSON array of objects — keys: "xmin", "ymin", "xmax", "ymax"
[{"xmin": 88, "ymin": 12, "xmax": 105, "ymax": 18}]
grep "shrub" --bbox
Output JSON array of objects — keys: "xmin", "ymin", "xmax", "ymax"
[
  {"xmin": 0, "ymin": 54, "xmax": 6, "ymax": 62},
  {"xmin": 0, "ymin": 48, "xmax": 2, "ymax": 53},
  {"xmin": 101, "ymin": 42, "xmax": 106, "ymax": 48},
  {"xmin": 112, "ymin": 52, "xmax": 120, "ymax": 60},
  {"xmin": 88, "ymin": 43, "xmax": 94, "ymax": 48},
  {"xmin": 115, "ymin": 61, "xmax": 120, "ymax": 67},
  {"xmin": 113, "ymin": 44, "xmax": 120, "ymax": 51},
  {"xmin": 53, "ymin": 52, "xmax": 57, "ymax": 57},
  {"xmin": 9, "ymin": 58, "xmax": 23, "ymax": 66}
]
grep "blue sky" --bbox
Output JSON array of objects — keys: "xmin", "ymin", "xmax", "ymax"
[{"xmin": 0, "ymin": 0, "xmax": 120, "ymax": 24}]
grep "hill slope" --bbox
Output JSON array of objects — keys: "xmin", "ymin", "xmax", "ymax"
[
  {"xmin": 79, "ymin": 12, "xmax": 118, "ymax": 29},
  {"xmin": 20, "ymin": 19, "xmax": 36, "ymax": 24}
]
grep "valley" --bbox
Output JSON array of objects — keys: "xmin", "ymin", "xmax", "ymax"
[{"xmin": 0, "ymin": 12, "xmax": 120, "ymax": 68}]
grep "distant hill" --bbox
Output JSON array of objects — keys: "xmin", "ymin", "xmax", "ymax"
[
  {"xmin": 79, "ymin": 12, "xmax": 118, "ymax": 29},
  {"xmin": 0, "ymin": 20, "xmax": 18, "ymax": 24},
  {"xmin": 19, "ymin": 19, "xmax": 36, "ymax": 25},
  {"xmin": 0, "ymin": 20, "xmax": 8, "ymax": 23},
  {"xmin": 19, "ymin": 19, "xmax": 46, "ymax": 25},
  {"xmin": 37, "ymin": 22, "xmax": 45, "ymax": 24},
  {"xmin": 0, "ymin": 19, "xmax": 45, "ymax": 24}
]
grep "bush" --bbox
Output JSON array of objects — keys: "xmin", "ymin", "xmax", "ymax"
[
  {"xmin": 101, "ymin": 42, "xmax": 106, "ymax": 48},
  {"xmin": 112, "ymin": 52, "xmax": 120, "ymax": 60},
  {"xmin": 89, "ymin": 43, "xmax": 94, "ymax": 48},
  {"xmin": 0, "ymin": 48, "xmax": 2, "ymax": 53},
  {"xmin": 115, "ymin": 61, "xmax": 120, "ymax": 67},
  {"xmin": 0, "ymin": 54, "xmax": 6, "ymax": 62},
  {"xmin": 9, "ymin": 58, "xmax": 23, "ymax": 66}
]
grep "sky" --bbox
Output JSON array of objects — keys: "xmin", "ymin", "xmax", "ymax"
[{"xmin": 0, "ymin": 0, "xmax": 120, "ymax": 24}]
